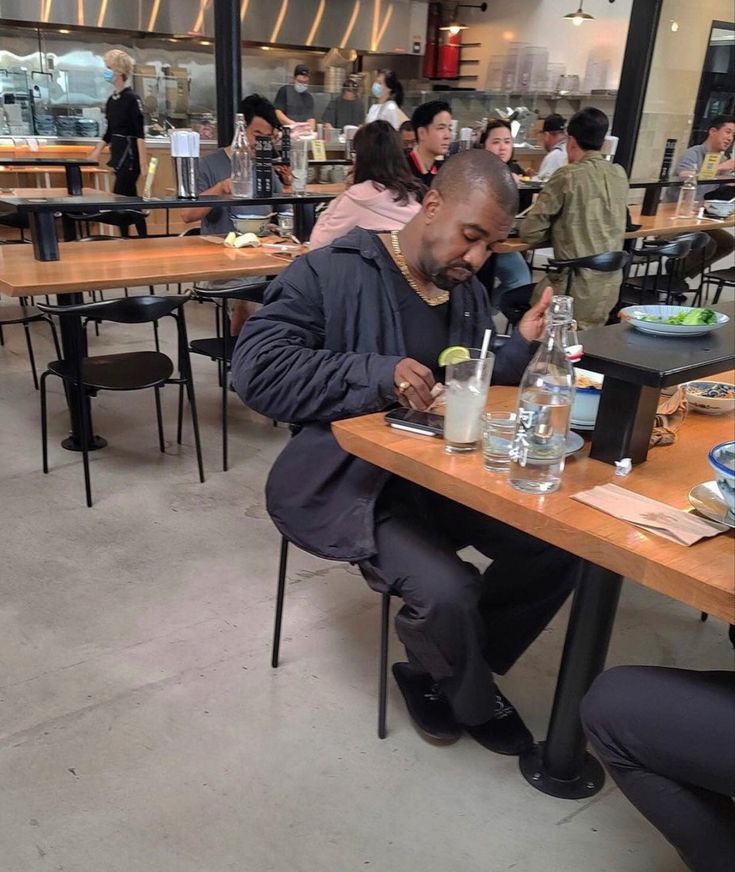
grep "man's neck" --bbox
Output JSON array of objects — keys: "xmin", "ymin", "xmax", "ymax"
[
  {"xmin": 704, "ymin": 136, "xmax": 721, "ymax": 152},
  {"xmin": 413, "ymin": 144, "xmax": 437, "ymax": 173},
  {"xmin": 393, "ymin": 224, "xmax": 432, "ymax": 287}
]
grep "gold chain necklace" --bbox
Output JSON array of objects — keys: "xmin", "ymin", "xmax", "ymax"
[{"xmin": 389, "ymin": 231, "xmax": 449, "ymax": 307}]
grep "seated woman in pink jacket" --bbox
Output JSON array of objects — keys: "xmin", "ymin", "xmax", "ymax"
[{"xmin": 310, "ymin": 120, "xmax": 425, "ymax": 250}]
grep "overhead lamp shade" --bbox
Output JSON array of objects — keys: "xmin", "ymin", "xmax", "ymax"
[
  {"xmin": 563, "ymin": 6, "xmax": 594, "ymax": 25},
  {"xmin": 439, "ymin": 21, "xmax": 467, "ymax": 34}
]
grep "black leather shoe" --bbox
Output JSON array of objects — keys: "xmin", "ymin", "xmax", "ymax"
[
  {"xmin": 464, "ymin": 689, "xmax": 534, "ymax": 756},
  {"xmin": 392, "ymin": 662, "xmax": 461, "ymax": 744}
]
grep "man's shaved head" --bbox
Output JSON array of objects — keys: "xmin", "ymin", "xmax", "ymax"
[{"xmin": 433, "ymin": 149, "xmax": 519, "ymax": 218}]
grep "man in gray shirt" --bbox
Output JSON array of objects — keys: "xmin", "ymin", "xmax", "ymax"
[
  {"xmin": 669, "ymin": 115, "xmax": 735, "ymax": 275},
  {"xmin": 181, "ymin": 94, "xmax": 287, "ymax": 333},
  {"xmin": 274, "ymin": 64, "xmax": 316, "ymax": 129},
  {"xmin": 322, "ymin": 79, "xmax": 364, "ymax": 131}
]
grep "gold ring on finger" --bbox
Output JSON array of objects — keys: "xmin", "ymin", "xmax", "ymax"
[{"xmin": 398, "ymin": 381, "xmax": 411, "ymax": 393}]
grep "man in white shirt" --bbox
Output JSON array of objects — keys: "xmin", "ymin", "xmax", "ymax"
[{"xmin": 535, "ymin": 114, "xmax": 568, "ymax": 181}]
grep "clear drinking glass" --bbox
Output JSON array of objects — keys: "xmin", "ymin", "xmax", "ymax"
[
  {"xmin": 291, "ymin": 139, "xmax": 308, "ymax": 195},
  {"xmin": 482, "ymin": 411, "xmax": 517, "ymax": 472},
  {"xmin": 444, "ymin": 350, "xmax": 495, "ymax": 454}
]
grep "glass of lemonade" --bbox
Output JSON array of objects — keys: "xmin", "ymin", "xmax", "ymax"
[
  {"xmin": 482, "ymin": 411, "xmax": 517, "ymax": 472},
  {"xmin": 444, "ymin": 350, "xmax": 495, "ymax": 453}
]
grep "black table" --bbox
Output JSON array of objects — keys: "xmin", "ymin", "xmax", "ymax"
[
  {"xmin": 579, "ymin": 300, "xmax": 735, "ymax": 465},
  {"xmin": 0, "ymin": 157, "xmax": 98, "ymax": 196},
  {"xmin": 0, "ymin": 191, "xmax": 337, "ymax": 261}
]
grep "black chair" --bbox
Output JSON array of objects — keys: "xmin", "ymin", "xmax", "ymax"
[
  {"xmin": 272, "ymin": 535, "xmax": 393, "ymax": 740},
  {"xmin": 0, "ymin": 300, "xmax": 61, "ymax": 389},
  {"xmin": 65, "ymin": 208, "xmax": 150, "ymax": 239},
  {"xmin": 37, "ymin": 295, "xmax": 204, "ymax": 507},
  {"xmin": 189, "ymin": 280, "xmax": 268, "ymax": 471},
  {"xmin": 547, "ymin": 250, "xmax": 631, "ymax": 296},
  {"xmin": 0, "ymin": 209, "xmax": 30, "ymax": 242},
  {"xmin": 619, "ymin": 237, "xmax": 694, "ymax": 306},
  {"xmin": 702, "ymin": 266, "xmax": 735, "ymax": 306}
]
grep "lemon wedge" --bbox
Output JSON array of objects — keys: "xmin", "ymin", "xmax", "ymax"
[{"xmin": 438, "ymin": 346, "xmax": 471, "ymax": 367}]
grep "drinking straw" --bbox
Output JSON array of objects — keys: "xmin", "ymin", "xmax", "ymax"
[{"xmin": 479, "ymin": 328, "xmax": 492, "ymax": 360}]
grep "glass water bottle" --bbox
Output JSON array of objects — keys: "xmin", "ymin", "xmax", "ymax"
[
  {"xmin": 675, "ymin": 172, "xmax": 697, "ymax": 218},
  {"xmin": 231, "ymin": 113, "xmax": 252, "ymax": 199},
  {"xmin": 509, "ymin": 296, "xmax": 577, "ymax": 495}
]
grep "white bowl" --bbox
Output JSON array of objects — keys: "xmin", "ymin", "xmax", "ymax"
[
  {"xmin": 571, "ymin": 368, "xmax": 604, "ymax": 425},
  {"xmin": 704, "ymin": 200, "xmax": 735, "ymax": 218},
  {"xmin": 233, "ymin": 215, "xmax": 271, "ymax": 235},
  {"xmin": 620, "ymin": 305, "xmax": 729, "ymax": 337},
  {"xmin": 709, "ymin": 441, "xmax": 735, "ymax": 514},
  {"xmin": 686, "ymin": 381, "xmax": 735, "ymax": 415}
]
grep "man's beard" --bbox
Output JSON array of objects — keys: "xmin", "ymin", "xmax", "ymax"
[{"xmin": 430, "ymin": 260, "xmax": 476, "ymax": 291}]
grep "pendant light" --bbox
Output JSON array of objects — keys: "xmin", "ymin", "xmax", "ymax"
[{"xmin": 563, "ymin": 2, "xmax": 595, "ymax": 26}]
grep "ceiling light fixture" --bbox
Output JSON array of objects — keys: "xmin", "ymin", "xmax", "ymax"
[
  {"xmin": 564, "ymin": 2, "xmax": 594, "ymax": 25},
  {"xmin": 439, "ymin": 2, "xmax": 487, "ymax": 35}
]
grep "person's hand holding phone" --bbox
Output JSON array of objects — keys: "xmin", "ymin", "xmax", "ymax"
[{"xmin": 394, "ymin": 358, "xmax": 435, "ymax": 410}]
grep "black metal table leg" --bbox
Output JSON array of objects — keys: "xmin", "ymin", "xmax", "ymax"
[
  {"xmin": 519, "ymin": 562, "xmax": 623, "ymax": 799},
  {"xmin": 65, "ymin": 164, "xmax": 83, "ymax": 196},
  {"xmin": 640, "ymin": 184, "xmax": 662, "ymax": 216},
  {"xmin": 56, "ymin": 293, "xmax": 107, "ymax": 452},
  {"xmin": 29, "ymin": 210, "xmax": 60, "ymax": 261},
  {"xmin": 589, "ymin": 377, "xmax": 660, "ymax": 465}
]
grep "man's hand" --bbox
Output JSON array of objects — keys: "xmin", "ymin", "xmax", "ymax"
[
  {"xmin": 517, "ymin": 286, "xmax": 553, "ymax": 342},
  {"xmin": 394, "ymin": 358, "xmax": 435, "ymax": 410},
  {"xmin": 217, "ymin": 178, "xmax": 233, "ymax": 195}
]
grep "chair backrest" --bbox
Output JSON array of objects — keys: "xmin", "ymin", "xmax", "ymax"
[
  {"xmin": 179, "ymin": 227, "xmax": 201, "ymax": 237},
  {"xmin": 548, "ymin": 250, "xmax": 631, "ymax": 273},
  {"xmin": 635, "ymin": 236, "xmax": 694, "ymax": 260},
  {"xmin": 37, "ymin": 294, "xmax": 189, "ymax": 324},
  {"xmin": 192, "ymin": 281, "xmax": 268, "ymax": 300},
  {"xmin": 669, "ymin": 231, "xmax": 710, "ymax": 253}
]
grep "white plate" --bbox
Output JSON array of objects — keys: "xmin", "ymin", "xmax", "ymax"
[
  {"xmin": 565, "ymin": 431, "xmax": 585, "ymax": 456},
  {"xmin": 688, "ymin": 481, "xmax": 735, "ymax": 528},
  {"xmin": 620, "ymin": 305, "xmax": 729, "ymax": 337}
]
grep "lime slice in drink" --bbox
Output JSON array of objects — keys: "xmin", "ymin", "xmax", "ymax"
[{"xmin": 438, "ymin": 346, "xmax": 471, "ymax": 367}]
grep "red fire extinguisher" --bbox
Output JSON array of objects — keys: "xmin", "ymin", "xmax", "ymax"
[
  {"xmin": 423, "ymin": 1, "xmax": 441, "ymax": 79},
  {"xmin": 437, "ymin": 28, "xmax": 461, "ymax": 80}
]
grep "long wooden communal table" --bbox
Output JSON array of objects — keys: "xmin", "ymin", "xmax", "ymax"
[
  {"xmin": 0, "ymin": 236, "xmax": 296, "ymax": 450},
  {"xmin": 332, "ymin": 383, "xmax": 734, "ymax": 799},
  {"xmin": 0, "ymin": 156, "xmax": 97, "ymax": 195}
]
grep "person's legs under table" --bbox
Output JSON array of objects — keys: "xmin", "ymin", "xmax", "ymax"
[{"xmin": 582, "ymin": 666, "xmax": 735, "ymax": 872}]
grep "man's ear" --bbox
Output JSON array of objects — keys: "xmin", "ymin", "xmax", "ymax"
[{"xmin": 422, "ymin": 188, "xmax": 442, "ymax": 223}]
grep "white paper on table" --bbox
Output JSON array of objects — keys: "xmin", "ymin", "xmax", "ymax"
[{"xmin": 572, "ymin": 483, "xmax": 728, "ymax": 546}]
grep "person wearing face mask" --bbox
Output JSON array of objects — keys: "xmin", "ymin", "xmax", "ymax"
[
  {"xmin": 476, "ymin": 119, "xmax": 532, "ymax": 312},
  {"xmin": 322, "ymin": 77, "xmax": 364, "ymax": 133},
  {"xmin": 89, "ymin": 49, "xmax": 148, "ymax": 236},
  {"xmin": 365, "ymin": 70, "xmax": 407, "ymax": 130},
  {"xmin": 274, "ymin": 65, "xmax": 316, "ymax": 130}
]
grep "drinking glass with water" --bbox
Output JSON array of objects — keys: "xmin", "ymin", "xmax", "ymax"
[{"xmin": 444, "ymin": 350, "xmax": 495, "ymax": 454}]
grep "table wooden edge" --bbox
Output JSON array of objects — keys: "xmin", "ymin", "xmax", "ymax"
[{"xmin": 332, "ymin": 416, "xmax": 734, "ymax": 624}]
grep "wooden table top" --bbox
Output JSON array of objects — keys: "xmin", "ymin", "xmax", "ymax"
[
  {"xmin": 332, "ymin": 378, "xmax": 735, "ymax": 623},
  {"xmin": 495, "ymin": 202, "xmax": 735, "ymax": 254},
  {"xmin": 0, "ymin": 235, "xmax": 294, "ymax": 296}
]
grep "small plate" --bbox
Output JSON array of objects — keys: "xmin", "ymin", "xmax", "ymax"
[
  {"xmin": 565, "ymin": 431, "xmax": 585, "ymax": 456},
  {"xmin": 619, "ymin": 305, "xmax": 729, "ymax": 337},
  {"xmin": 570, "ymin": 419, "xmax": 595, "ymax": 431},
  {"xmin": 688, "ymin": 481, "xmax": 735, "ymax": 528}
]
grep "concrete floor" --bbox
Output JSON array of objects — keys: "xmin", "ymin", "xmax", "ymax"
[{"xmin": 1, "ymin": 289, "xmax": 733, "ymax": 872}]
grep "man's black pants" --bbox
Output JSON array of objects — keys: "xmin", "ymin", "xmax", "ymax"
[
  {"xmin": 360, "ymin": 477, "xmax": 578, "ymax": 726},
  {"xmin": 582, "ymin": 666, "xmax": 735, "ymax": 872}
]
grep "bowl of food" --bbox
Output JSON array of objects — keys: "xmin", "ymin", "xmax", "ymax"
[
  {"xmin": 708, "ymin": 441, "xmax": 735, "ymax": 514},
  {"xmin": 686, "ymin": 381, "xmax": 735, "ymax": 415},
  {"xmin": 704, "ymin": 200, "xmax": 735, "ymax": 219},
  {"xmin": 619, "ymin": 305, "xmax": 729, "ymax": 337},
  {"xmin": 571, "ymin": 368, "xmax": 604, "ymax": 427},
  {"xmin": 233, "ymin": 214, "xmax": 274, "ymax": 236}
]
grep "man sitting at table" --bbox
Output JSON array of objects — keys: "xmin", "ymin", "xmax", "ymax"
[
  {"xmin": 667, "ymin": 114, "xmax": 735, "ymax": 277},
  {"xmin": 407, "ymin": 100, "xmax": 452, "ymax": 187},
  {"xmin": 231, "ymin": 151, "xmax": 578, "ymax": 754},
  {"xmin": 181, "ymin": 94, "xmax": 289, "ymax": 336},
  {"xmin": 521, "ymin": 107, "xmax": 629, "ymax": 330}
]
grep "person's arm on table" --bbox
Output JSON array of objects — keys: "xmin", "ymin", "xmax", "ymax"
[
  {"xmin": 231, "ymin": 258, "xmax": 417, "ymax": 423},
  {"xmin": 180, "ymin": 176, "xmax": 231, "ymax": 224},
  {"xmin": 520, "ymin": 174, "xmax": 565, "ymax": 247}
]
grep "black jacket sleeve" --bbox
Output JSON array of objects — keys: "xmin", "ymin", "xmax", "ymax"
[{"xmin": 231, "ymin": 258, "xmax": 402, "ymax": 424}]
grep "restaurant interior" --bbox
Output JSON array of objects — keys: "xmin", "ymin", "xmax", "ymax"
[{"xmin": 1, "ymin": 1, "xmax": 733, "ymax": 871}]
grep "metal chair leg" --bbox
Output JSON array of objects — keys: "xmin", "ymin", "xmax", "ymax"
[
  {"xmin": 21, "ymin": 321, "xmax": 39, "ymax": 390},
  {"xmin": 154, "ymin": 386, "xmax": 165, "ymax": 453},
  {"xmin": 184, "ymin": 373, "xmax": 205, "ymax": 483},
  {"xmin": 48, "ymin": 318, "xmax": 62, "ymax": 359},
  {"xmin": 271, "ymin": 537, "xmax": 289, "ymax": 668},
  {"xmin": 222, "ymin": 299, "xmax": 230, "ymax": 472},
  {"xmin": 378, "ymin": 592, "xmax": 391, "ymax": 740},
  {"xmin": 77, "ymin": 380, "xmax": 93, "ymax": 507},
  {"xmin": 40, "ymin": 370, "xmax": 51, "ymax": 473},
  {"xmin": 176, "ymin": 383, "xmax": 184, "ymax": 444}
]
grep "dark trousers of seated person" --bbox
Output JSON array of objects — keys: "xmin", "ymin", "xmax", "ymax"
[
  {"xmin": 359, "ymin": 477, "xmax": 578, "ymax": 726},
  {"xmin": 582, "ymin": 666, "xmax": 735, "ymax": 872},
  {"xmin": 113, "ymin": 164, "xmax": 148, "ymax": 238}
]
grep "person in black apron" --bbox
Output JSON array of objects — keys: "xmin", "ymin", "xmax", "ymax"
[{"xmin": 89, "ymin": 50, "xmax": 148, "ymax": 237}]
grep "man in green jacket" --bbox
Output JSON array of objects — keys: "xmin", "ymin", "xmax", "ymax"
[{"xmin": 521, "ymin": 107, "xmax": 629, "ymax": 329}]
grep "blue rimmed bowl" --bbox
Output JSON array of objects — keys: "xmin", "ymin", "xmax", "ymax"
[{"xmin": 708, "ymin": 441, "xmax": 735, "ymax": 515}]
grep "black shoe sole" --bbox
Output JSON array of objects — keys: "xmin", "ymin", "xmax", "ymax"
[{"xmin": 392, "ymin": 663, "xmax": 462, "ymax": 744}]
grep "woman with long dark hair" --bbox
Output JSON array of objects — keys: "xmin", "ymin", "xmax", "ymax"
[
  {"xmin": 365, "ymin": 70, "xmax": 406, "ymax": 130},
  {"xmin": 310, "ymin": 120, "xmax": 424, "ymax": 250}
]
